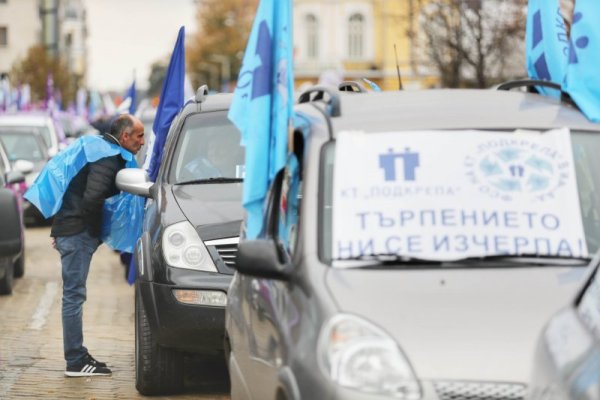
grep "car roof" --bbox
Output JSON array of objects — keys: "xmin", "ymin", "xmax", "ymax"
[
  {"xmin": 326, "ymin": 89, "xmax": 600, "ymax": 134},
  {"xmin": 181, "ymin": 92, "xmax": 233, "ymax": 115},
  {"xmin": 0, "ymin": 112, "xmax": 54, "ymax": 127}
]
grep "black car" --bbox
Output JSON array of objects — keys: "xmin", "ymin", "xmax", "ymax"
[
  {"xmin": 116, "ymin": 86, "xmax": 244, "ymax": 395},
  {"xmin": 0, "ymin": 142, "xmax": 26, "ymax": 295},
  {"xmin": 0, "ymin": 128, "xmax": 50, "ymax": 225}
]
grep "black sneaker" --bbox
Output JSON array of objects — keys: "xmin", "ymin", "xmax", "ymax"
[
  {"xmin": 86, "ymin": 353, "xmax": 107, "ymax": 368},
  {"xmin": 65, "ymin": 355, "xmax": 112, "ymax": 377}
]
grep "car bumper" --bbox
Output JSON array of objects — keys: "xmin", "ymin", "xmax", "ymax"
[{"xmin": 138, "ymin": 275, "xmax": 231, "ymax": 355}]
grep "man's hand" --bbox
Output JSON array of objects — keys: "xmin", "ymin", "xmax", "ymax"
[{"xmin": 51, "ymin": 237, "xmax": 57, "ymax": 250}]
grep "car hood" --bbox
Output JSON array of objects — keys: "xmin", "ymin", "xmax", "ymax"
[
  {"xmin": 324, "ymin": 266, "xmax": 587, "ymax": 382},
  {"xmin": 172, "ymin": 183, "xmax": 244, "ymax": 240}
]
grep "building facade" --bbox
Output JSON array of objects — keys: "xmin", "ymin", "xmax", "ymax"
[
  {"xmin": 0, "ymin": 0, "xmax": 87, "ymax": 84},
  {"xmin": 293, "ymin": 0, "xmax": 437, "ymax": 91},
  {"xmin": 57, "ymin": 0, "xmax": 88, "ymax": 85},
  {"xmin": 0, "ymin": 0, "xmax": 41, "ymax": 76}
]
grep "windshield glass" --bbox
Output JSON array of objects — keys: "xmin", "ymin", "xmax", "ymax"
[
  {"xmin": 0, "ymin": 132, "xmax": 45, "ymax": 161},
  {"xmin": 2, "ymin": 125, "xmax": 53, "ymax": 149},
  {"xmin": 321, "ymin": 129, "xmax": 600, "ymax": 265},
  {"xmin": 169, "ymin": 111, "xmax": 244, "ymax": 184}
]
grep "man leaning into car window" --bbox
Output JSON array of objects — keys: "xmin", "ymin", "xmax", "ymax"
[{"xmin": 51, "ymin": 114, "xmax": 144, "ymax": 377}]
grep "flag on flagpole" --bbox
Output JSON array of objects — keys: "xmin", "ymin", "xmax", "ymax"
[
  {"xmin": 564, "ymin": 3, "xmax": 599, "ymax": 122},
  {"xmin": 362, "ymin": 78, "xmax": 382, "ymax": 92},
  {"xmin": 117, "ymin": 78, "xmax": 137, "ymax": 115},
  {"xmin": 525, "ymin": 0, "xmax": 569, "ymax": 97},
  {"xmin": 45, "ymin": 73, "xmax": 56, "ymax": 111},
  {"xmin": 228, "ymin": 0, "xmax": 294, "ymax": 239},
  {"xmin": 147, "ymin": 26, "xmax": 185, "ymax": 181}
]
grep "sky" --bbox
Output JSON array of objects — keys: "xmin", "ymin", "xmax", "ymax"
[{"xmin": 83, "ymin": 0, "xmax": 197, "ymax": 92}]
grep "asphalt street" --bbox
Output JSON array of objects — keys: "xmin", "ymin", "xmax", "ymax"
[{"xmin": 0, "ymin": 226, "xmax": 229, "ymax": 400}]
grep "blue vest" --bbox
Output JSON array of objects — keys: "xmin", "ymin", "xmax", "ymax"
[{"xmin": 25, "ymin": 135, "xmax": 144, "ymax": 253}]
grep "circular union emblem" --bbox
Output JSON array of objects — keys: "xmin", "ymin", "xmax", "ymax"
[{"xmin": 465, "ymin": 141, "xmax": 569, "ymax": 202}]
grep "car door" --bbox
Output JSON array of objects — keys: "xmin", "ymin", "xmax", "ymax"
[{"xmin": 234, "ymin": 149, "xmax": 304, "ymax": 399}]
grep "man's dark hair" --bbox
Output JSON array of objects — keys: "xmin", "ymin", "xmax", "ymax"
[{"xmin": 109, "ymin": 114, "xmax": 134, "ymax": 139}]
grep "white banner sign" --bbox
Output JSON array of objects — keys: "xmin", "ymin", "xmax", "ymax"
[{"xmin": 332, "ymin": 128, "xmax": 588, "ymax": 261}]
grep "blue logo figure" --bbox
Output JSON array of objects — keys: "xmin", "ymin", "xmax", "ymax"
[
  {"xmin": 568, "ymin": 12, "xmax": 590, "ymax": 64},
  {"xmin": 379, "ymin": 148, "xmax": 420, "ymax": 182},
  {"xmin": 509, "ymin": 165, "xmax": 525, "ymax": 177}
]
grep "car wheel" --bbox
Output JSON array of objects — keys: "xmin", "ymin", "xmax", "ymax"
[
  {"xmin": 135, "ymin": 283, "xmax": 184, "ymax": 395},
  {"xmin": 13, "ymin": 253, "xmax": 25, "ymax": 278},
  {"xmin": 0, "ymin": 258, "xmax": 14, "ymax": 295}
]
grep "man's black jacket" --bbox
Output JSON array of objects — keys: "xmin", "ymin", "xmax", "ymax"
[{"xmin": 51, "ymin": 135, "xmax": 126, "ymax": 238}]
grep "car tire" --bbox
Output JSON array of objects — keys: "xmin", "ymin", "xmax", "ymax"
[
  {"xmin": 135, "ymin": 283, "xmax": 184, "ymax": 395},
  {"xmin": 0, "ymin": 258, "xmax": 14, "ymax": 295},
  {"xmin": 13, "ymin": 253, "xmax": 25, "ymax": 278}
]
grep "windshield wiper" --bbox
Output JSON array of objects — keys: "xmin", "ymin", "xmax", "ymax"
[
  {"xmin": 175, "ymin": 177, "xmax": 243, "ymax": 185},
  {"xmin": 333, "ymin": 254, "xmax": 443, "ymax": 268},
  {"xmin": 333, "ymin": 253, "xmax": 591, "ymax": 268}
]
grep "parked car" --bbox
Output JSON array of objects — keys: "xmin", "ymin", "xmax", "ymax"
[
  {"xmin": 225, "ymin": 83, "xmax": 600, "ymax": 400},
  {"xmin": 0, "ymin": 129, "xmax": 50, "ymax": 224},
  {"xmin": 0, "ymin": 148, "xmax": 26, "ymax": 295},
  {"xmin": 0, "ymin": 112, "xmax": 66, "ymax": 157},
  {"xmin": 116, "ymin": 86, "xmax": 245, "ymax": 395},
  {"xmin": 57, "ymin": 111, "xmax": 98, "ymax": 142},
  {"xmin": 526, "ymin": 256, "xmax": 600, "ymax": 400},
  {"xmin": 0, "ymin": 140, "xmax": 30, "ymax": 284}
]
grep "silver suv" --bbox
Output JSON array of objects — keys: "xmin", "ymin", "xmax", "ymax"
[{"xmin": 226, "ymin": 83, "xmax": 600, "ymax": 400}]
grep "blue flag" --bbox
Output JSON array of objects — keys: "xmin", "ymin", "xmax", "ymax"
[
  {"xmin": 362, "ymin": 78, "xmax": 382, "ymax": 92},
  {"xmin": 116, "ymin": 79, "xmax": 137, "ymax": 115},
  {"xmin": 564, "ymin": 3, "xmax": 599, "ymax": 122},
  {"xmin": 526, "ymin": 0, "xmax": 569, "ymax": 97},
  {"xmin": 228, "ymin": 0, "xmax": 294, "ymax": 239},
  {"xmin": 147, "ymin": 26, "xmax": 185, "ymax": 181}
]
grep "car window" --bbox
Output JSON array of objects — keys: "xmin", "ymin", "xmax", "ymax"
[
  {"xmin": 38, "ymin": 125, "xmax": 53, "ymax": 148},
  {"xmin": 578, "ymin": 266, "xmax": 600, "ymax": 339},
  {"xmin": 169, "ymin": 111, "xmax": 244, "ymax": 183},
  {"xmin": 320, "ymin": 130, "xmax": 600, "ymax": 263},
  {"xmin": 277, "ymin": 153, "xmax": 302, "ymax": 257},
  {"xmin": 0, "ymin": 132, "xmax": 45, "ymax": 161}
]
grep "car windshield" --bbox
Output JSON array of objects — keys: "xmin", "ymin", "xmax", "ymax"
[
  {"xmin": 320, "ymin": 129, "xmax": 600, "ymax": 266},
  {"xmin": 0, "ymin": 132, "xmax": 45, "ymax": 161},
  {"xmin": 169, "ymin": 111, "xmax": 244, "ymax": 184},
  {"xmin": 1, "ymin": 124, "xmax": 53, "ymax": 149}
]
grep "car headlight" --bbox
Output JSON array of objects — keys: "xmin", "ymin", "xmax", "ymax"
[
  {"xmin": 162, "ymin": 221, "xmax": 217, "ymax": 272},
  {"xmin": 318, "ymin": 314, "xmax": 421, "ymax": 399}
]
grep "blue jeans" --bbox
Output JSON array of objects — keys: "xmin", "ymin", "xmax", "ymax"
[{"xmin": 56, "ymin": 230, "xmax": 100, "ymax": 367}]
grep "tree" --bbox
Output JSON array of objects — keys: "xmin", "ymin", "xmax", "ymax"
[
  {"xmin": 186, "ymin": 0, "xmax": 258, "ymax": 92},
  {"xmin": 10, "ymin": 45, "xmax": 75, "ymax": 105},
  {"xmin": 419, "ymin": 0, "xmax": 526, "ymax": 88},
  {"xmin": 147, "ymin": 60, "xmax": 168, "ymax": 98}
]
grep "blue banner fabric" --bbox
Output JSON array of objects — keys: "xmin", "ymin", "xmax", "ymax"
[
  {"xmin": 228, "ymin": 0, "xmax": 294, "ymax": 239},
  {"xmin": 564, "ymin": 2, "xmax": 600, "ymax": 122},
  {"xmin": 24, "ymin": 135, "xmax": 143, "ymax": 252},
  {"xmin": 526, "ymin": 0, "xmax": 569, "ymax": 97},
  {"xmin": 147, "ymin": 27, "xmax": 185, "ymax": 181}
]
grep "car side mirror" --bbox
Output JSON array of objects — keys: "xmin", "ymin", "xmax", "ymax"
[
  {"xmin": 5, "ymin": 170, "xmax": 25, "ymax": 184},
  {"xmin": 116, "ymin": 168, "xmax": 153, "ymax": 198},
  {"xmin": 235, "ymin": 239, "xmax": 292, "ymax": 281},
  {"xmin": 13, "ymin": 159, "xmax": 34, "ymax": 175}
]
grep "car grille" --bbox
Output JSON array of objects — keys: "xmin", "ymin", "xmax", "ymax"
[
  {"xmin": 433, "ymin": 381, "xmax": 526, "ymax": 400},
  {"xmin": 205, "ymin": 237, "xmax": 239, "ymax": 268}
]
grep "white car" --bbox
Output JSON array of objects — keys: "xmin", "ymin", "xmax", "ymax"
[{"xmin": 0, "ymin": 112, "xmax": 66, "ymax": 157}]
